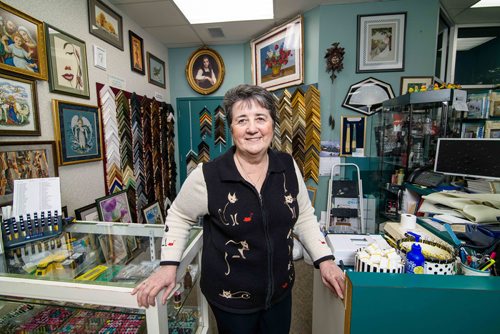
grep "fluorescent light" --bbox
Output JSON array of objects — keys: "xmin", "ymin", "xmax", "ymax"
[
  {"xmin": 173, "ymin": 0, "xmax": 273, "ymax": 24},
  {"xmin": 471, "ymin": 0, "xmax": 500, "ymax": 8},
  {"xmin": 456, "ymin": 37, "xmax": 496, "ymax": 51}
]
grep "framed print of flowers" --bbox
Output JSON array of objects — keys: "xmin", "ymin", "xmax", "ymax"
[
  {"xmin": 251, "ymin": 15, "xmax": 303, "ymax": 91},
  {"xmin": 96, "ymin": 190, "xmax": 132, "ymax": 224}
]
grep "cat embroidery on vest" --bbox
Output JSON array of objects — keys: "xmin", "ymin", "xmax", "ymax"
[
  {"xmin": 218, "ymin": 192, "xmax": 240, "ymax": 226},
  {"xmin": 281, "ymin": 174, "xmax": 297, "ymax": 219},
  {"xmin": 219, "ymin": 290, "xmax": 251, "ymax": 299},
  {"xmin": 224, "ymin": 240, "xmax": 249, "ymax": 275}
]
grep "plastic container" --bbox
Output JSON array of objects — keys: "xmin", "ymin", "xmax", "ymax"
[
  {"xmin": 405, "ymin": 233, "xmax": 425, "ymax": 274},
  {"xmin": 459, "ymin": 262, "xmax": 491, "ymax": 276}
]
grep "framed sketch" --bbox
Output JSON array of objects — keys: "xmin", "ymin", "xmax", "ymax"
[
  {"xmin": 251, "ymin": 15, "xmax": 303, "ymax": 91},
  {"xmin": 88, "ymin": 0, "xmax": 124, "ymax": 50},
  {"xmin": 52, "ymin": 100, "xmax": 103, "ymax": 165},
  {"xmin": 343, "ymin": 77, "xmax": 395, "ymax": 116},
  {"xmin": 0, "ymin": 141, "xmax": 58, "ymax": 205},
  {"xmin": 357, "ymin": 12, "xmax": 406, "ymax": 73},
  {"xmin": 75, "ymin": 203, "xmax": 99, "ymax": 221},
  {"xmin": 45, "ymin": 24, "xmax": 90, "ymax": 98},
  {"xmin": 93, "ymin": 44, "xmax": 107, "ymax": 70},
  {"xmin": 0, "ymin": 2, "xmax": 48, "ymax": 80},
  {"xmin": 147, "ymin": 52, "xmax": 166, "ymax": 88},
  {"xmin": 340, "ymin": 116, "xmax": 367, "ymax": 157},
  {"xmin": 142, "ymin": 201, "xmax": 163, "ymax": 224},
  {"xmin": 129, "ymin": 30, "xmax": 145, "ymax": 75},
  {"xmin": 186, "ymin": 47, "xmax": 225, "ymax": 95},
  {"xmin": 400, "ymin": 76, "xmax": 433, "ymax": 95},
  {"xmin": 307, "ymin": 186, "xmax": 317, "ymax": 206},
  {"xmin": 0, "ymin": 73, "xmax": 40, "ymax": 136},
  {"xmin": 96, "ymin": 190, "xmax": 133, "ymax": 224}
]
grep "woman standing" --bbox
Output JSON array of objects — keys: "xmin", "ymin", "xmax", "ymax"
[{"xmin": 132, "ymin": 84, "xmax": 344, "ymax": 334}]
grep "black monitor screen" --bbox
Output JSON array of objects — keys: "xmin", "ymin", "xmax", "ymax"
[{"xmin": 434, "ymin": 138, "xmax": 500, "ymax": 179}]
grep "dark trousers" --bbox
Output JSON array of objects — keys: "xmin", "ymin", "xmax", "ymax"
[{"xmin": 209, "ymin": 293, "xmax": 292, "ymax": 334}]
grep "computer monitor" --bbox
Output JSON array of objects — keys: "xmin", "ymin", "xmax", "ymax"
[{"xmin": 434, "ymin": 138, "xmax": 500, "ymax": 180}]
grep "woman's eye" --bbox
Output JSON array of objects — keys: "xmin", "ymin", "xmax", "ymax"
[{"xmin": 237, "ymin": 119, "xmax": 247, "ymax": 125}]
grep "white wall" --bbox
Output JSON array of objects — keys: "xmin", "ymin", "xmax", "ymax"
[{"xmin": 0, "ymin": 0, "xmax": 170, "ymax": 215}]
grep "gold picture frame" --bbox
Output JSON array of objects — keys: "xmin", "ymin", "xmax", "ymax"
[
  {"xmin": 0, "ymin": 2, "xmax": 48, "ymax": 80},
  {"xmin": 186, "ymin": 47, "xmax": 225, "ymax": 95}
]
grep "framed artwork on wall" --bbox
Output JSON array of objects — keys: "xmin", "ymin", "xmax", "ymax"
[
  {"xmin": 0, "ymin": 73, "xmax": 40, "ymax": 136},
  {"xmin": 52, "ymin": 99, "xmax": 103, "ymax": 165},
  {"xmin": 340, "ymin": 116, "xmax": 366, "ymax": 157},
  {"xmin": 93, "ymin": 44, "xmax": 107, "ymax": 70},
  {"xmin": 45, "ymin": 24, "xmax": 90, "ymax": 98},
  {"xmin": 186, "ymin": 47, "xmax": 225, "ymax": 95},
  {"xmin": 307, "ymin": 186, "xmax": 317, "ymax": 206},
  {"xmin": 400, "ymin": 76, "xmax": 433, "ymax": 95},
  {"xmin": 356, "ymin": 12, "xmax": 406, "ymax": 73},
  {"xmin": 75, "ymin": 203, "xmax": 99, "ymax": 221},
  {"xmin": 129, "ymin": 30, "xmax": 145, "ymax": 75},
  {"xmin": 95, "ymin": 190, "xmax": 133, "ymax": 223},
  {"xmin": 0, "ymin": 141, "xmax": 58, "ymax": 205},
  {"xmin": 343, "ymin": 77, "xmax": 395, "ymax": 116},
  {"xmin": 88, "ymin": 0, "xmax": 124, "ymax": 50},
  {"xmin": 251, "ymin": 15, "xmax": 304, "ymax": 91},
  {"xmin": 147, "ymin": 52, "xmax": 166, "ymax": 88},
  {"xmin": 0, "ymin": 2, "xmax": 48, "ymax": 80},
  {"xmin": 142, "ymin": 201, "xmax": 163, "ymax": 224}
]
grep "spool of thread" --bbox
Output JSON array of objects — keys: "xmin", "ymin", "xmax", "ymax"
[{"xmin": 401, "ymin": 213, "xmax": 416, "ymax": 230}]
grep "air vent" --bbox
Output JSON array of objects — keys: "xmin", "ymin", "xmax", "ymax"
[{"xmin": 208, "ymin": 27, "xmax": 225, "ymax": 38}]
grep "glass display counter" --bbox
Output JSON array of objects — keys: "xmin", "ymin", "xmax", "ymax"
[{"xmin": 0, "ymin": 221, "xmax": 208, "ymax": 333}]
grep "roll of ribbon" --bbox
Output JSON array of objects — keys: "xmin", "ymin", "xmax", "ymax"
[{"xmin": 401, "ymin": 213, "xmax": 416, "ymax": 230}]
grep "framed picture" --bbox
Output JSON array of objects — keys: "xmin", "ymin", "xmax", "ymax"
[
  {"xmin": 400, "ymin": 76, "xmax": 433, "ymax": 95},
  {"xmin": 356, "ymin": 12, "xmax": 406, "ymax": 73},
  {"xmin": 45, "ymin": 24, "xmax": 90, "ymax": 98},
  {"xmin": 142, "ymin": 201, "xmax": 163, "ymax": 224},
  {"xmin": 147, "ymin": 52, "xmax": 166, "ymax": 88},
  {"xmin": 251, "ymin": 15, "xmax": 303, "ymax": 91},
  {"xmin": 185, "ymin": 47, "xmax": 225, "ymax": 95},
  {"xmin": 343, "ymin": 77, "xmax": 395, "ymax": 116},
  {"xmin": 96, "ymin": 190, "xmax": 133, "ymax": 224},
  {"xmin": 98, "ymin": 234, "xmax": 128, "ymax": 264},
  {"xmin": 129, "ymin": 30, "xmax": 145, "ymax": 75},
  {"xmin": 88, "ymin": 0, "xmax": 124, "ymax": 50},
  {"xmin": 485, "ymin": 121, "xmax": 500, "ymax": 139},
  {"xmin": 52, "ymin": 100, "xmax": 103, "ymax": 165},
  {"xmin": 490, "ymin": 92, "xmax": 500, "ymax": 117},
  {"xmin": 75, "ymin": 203, "xmax": 99, "ymax": 221},
  {"xmin": 0, "ymin": 73, "xmax": 40, "ymax": 136},
  {"xmin": 0, "ymin": 2, "xmax": 48, "ymax": 80},
  {"xmin": 307, "ymin": 186, "xmax": 317, "ymax": 206},
  {"xmin": 0, "ymin": 141, "xmax": 58, "ymax": 205},
  {"xmin": 93, "ymin": 44, "xmax": 107, "ymax": 70},
  {"xmin": 340, "ymin": 116, "xmax": 367, "ymax": 157}
]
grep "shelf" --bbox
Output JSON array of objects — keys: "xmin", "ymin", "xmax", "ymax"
[
  {"xmin": 383, "ymin": 89, "xmax": 462, "ymax": 108},
  {"xmin": 380, "ymin": 212, "xmax": 399, "ymax": 222},
  {"xmin": 379, "ymin": 185, "xmax": 402, "ymax": 195}
]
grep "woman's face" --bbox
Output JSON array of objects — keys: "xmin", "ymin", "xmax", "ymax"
[
  {"xmin": 203, "ymin": 57, "xmax": 210, "ymax": 68},
  {"xmin": 54, "ymin": 36, "xmax": 80, "ymax": 89},
  {"xmin": 19, "ymin": 30, "xmax": 29, "ymax": 42},
  {"xmin": 231, "ymin": 99, "xmax": 273, "ymax": 157}
]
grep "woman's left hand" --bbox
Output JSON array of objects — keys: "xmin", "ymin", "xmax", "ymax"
[{"xmin": 319, "ymin": 260, "xmax": 345, "ymax": 299}]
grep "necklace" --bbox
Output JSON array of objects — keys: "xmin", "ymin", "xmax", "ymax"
[{"xmin": 235, "ymin": 153, "xmax": 268, "ymax": 188}]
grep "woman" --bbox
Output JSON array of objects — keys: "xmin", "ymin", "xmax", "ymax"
[
  {"xmin": 195, "ymin": 56, "xmax": 217, "ymax": 88},
  {"xmin": 132, "ymin": 84, "xmax": 344, "ymax": 333}
]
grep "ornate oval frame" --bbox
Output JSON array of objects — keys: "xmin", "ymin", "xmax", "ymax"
[{"xmin": 186, "ymin": 47, "xmax": 225, "ymax": 95}]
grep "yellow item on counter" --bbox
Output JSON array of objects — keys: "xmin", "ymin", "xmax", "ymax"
[{"xmin": 76, "ymin": 265, "xmax": 108, "ymax": 281}]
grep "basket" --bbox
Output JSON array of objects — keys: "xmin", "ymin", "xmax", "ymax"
[{"xmin": 397, "ymin": 237, "xmax": 457, "ymax": 275}]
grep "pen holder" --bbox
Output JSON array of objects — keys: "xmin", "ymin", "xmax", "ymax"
[{"xmin": 459, "ymin": 261, "xmax": 490, "ymax": 276}]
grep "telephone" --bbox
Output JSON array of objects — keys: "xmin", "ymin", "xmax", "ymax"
[{"xmin": 408, "ymin": 167, "xmax": 445, "ymax": 188}]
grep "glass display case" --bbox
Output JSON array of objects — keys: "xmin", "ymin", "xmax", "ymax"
[
  {"xmin": 0, "ymin": 221, "xmax": 207, "ymax": 333},
  {"xmin": 374, "ymin": 89, "xmax": 466, "ymax": 222}
]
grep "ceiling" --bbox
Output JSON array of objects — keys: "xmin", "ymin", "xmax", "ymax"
[{"xmin": 109, "ymin": 0, "xmax": 500, "ymax": 48}]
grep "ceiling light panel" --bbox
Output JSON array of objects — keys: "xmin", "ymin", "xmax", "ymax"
[
  {"xmin": 471, "ymin": 0, "xmax": 500, "ymax": 8},
  {"xmin": 173, "ymin": 0, "xmax": 273, "ymax": 24}
]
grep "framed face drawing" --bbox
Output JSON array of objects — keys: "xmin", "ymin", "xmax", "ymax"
[
  {"xmin": 0, "ymin": 2, "xmax": 48, "ymax": 80},
  {"xmin": 186, "ymin": 47, "xmax": 225, "ymax": 95},
  {"xmin": 88, "ymin": 0, "xmax": 124, "ymax": 50},
  {"xmin": 46, "ymin": 24, "xmax": 90, "ymax": 98},
  {"xmin": 52, "ymin": 100, "xmax": 103, "ymax": 165},
  {"xmin": 0, "ymin": 73, "xmax": 40, "ymax": 136},
  {"xmin": 129, "ymin": 30, "xmax": 145, "ymax": 75},
  {"xmin": 357, "ymin": 12, "xmax": 406, "ymax": 73}
]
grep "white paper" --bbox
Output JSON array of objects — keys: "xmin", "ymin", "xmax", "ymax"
[
  {"xmin": 12, "ymin": 177, "xmax": 61, "ymax": 219},
  {"xmin": 319, "ymin": 156, "xmax": 341, "ymax": 176}
]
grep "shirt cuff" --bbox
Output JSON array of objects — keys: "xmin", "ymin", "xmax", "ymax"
[
  {"xmin": 313, "ymin": 255, "xmax": 335, "ymax": 269},
  {"xmin": 160, "ymin": 261, "xmax": 180, "ymax": 266}
]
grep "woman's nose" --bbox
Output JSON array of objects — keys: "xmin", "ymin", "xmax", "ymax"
[{"xmin": 246, "ymin": 120, "xmax": 258, "ymax": 132}]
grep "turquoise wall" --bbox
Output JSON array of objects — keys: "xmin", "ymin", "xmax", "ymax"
[{"xmin": 167, "ymin": 0, "xmax": 440, "ymax": 215}]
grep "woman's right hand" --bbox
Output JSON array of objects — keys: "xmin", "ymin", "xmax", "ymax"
[{"xmin": 131, "ymin": 265, "xmax": 177, "ymax": 308}]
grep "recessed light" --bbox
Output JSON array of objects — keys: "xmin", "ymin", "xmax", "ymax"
[
  {"xmin": 173, "ymin": 0, "xmax": 273, "ymax": 24},
  {"xmin": 471, "ymin": 0, "xmax": 500, "ymax": 8}
]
